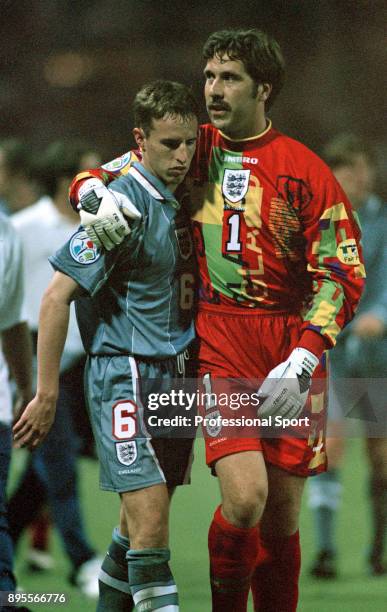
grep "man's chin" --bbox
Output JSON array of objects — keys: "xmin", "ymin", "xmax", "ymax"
[
  {"xmin": 209, "ymin": 115, "xmax": 227, "ymax": 130},
  {"xmin": 165, "ymin": 176, "xmax": 183, "ymax": 191}
]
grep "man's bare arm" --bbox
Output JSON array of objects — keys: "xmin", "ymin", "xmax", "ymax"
[{"xmin": 13, "ymin": 271, "xmax": 81, "ymax": 449}]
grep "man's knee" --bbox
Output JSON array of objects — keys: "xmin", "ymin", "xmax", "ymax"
[
  {"xmin": 215, "ymin": 452, "xmax": 268, "ymax": 528},
  {"xmin": 123, "ymin": 512, "xmax": 168, "ymax": 549},
  {"xmin": 222, "ymin": 483, "xmax": 267, "ymax": 528},
  {"xmin": 268, "ymin": 488, "xmax": 301, "ymax": 517},
  {"xmin": 130, "ymin": 519, "xmax": 168, "ymax": 549},
  {"xmin": 121, "ymin": 484, "xmax": 170, "ymax": 549}
]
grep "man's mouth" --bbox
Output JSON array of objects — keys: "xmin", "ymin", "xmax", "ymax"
[
  {"xmin": 169, "ymin": 167, "xmax": 186, "ymax": 176},
  {"xmin": 209, "ymin": 105, "xmax": 229, "ymax": 113}
]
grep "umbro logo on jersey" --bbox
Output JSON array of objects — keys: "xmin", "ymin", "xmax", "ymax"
[
  {"xmin": 222, "ymin": 169, "xmax": 250, "ymax": 203},
  {"xmin": 224, "ymin": 155, "xmax": 258, "ymax": 164}
]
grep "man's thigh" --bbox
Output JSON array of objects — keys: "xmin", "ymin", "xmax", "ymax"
[{"xmin": 215, "ymin": 451, "xmax": 268, "ymax": 504}]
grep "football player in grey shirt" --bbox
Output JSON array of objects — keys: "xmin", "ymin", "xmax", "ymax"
[{"xmin": 14, "ymin": 80, "xmax": 199, "ymax": 612}]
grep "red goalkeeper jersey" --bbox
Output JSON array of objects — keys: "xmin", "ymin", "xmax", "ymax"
[{"xmin": 69, "ymin": 122, "xmax": 365, "ymax": 354}]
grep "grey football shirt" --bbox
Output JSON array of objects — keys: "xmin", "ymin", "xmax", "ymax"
[{"xmin": 49, "ymin": 163, "xmax": 196, "ymax": 358}]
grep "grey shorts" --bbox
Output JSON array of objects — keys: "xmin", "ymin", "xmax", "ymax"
[{"xmin": 84, "ymin": 353, "xmax": 195, "ymax": 492}]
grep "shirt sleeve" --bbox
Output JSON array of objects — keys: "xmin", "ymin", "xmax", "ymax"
[
  {"xmin": 0, "ymin": 218, "xmax": 25, "ymax": 331},
  {"xmin": 298, "ymin": 166, "xmax": 365, "ymax": 355},
  {"xmin": 68, "ymin": 150, "xmax": 141, "ymax": 211},
  {"xmin": 49, "ymin": 229, "xmax": 123, "ymax": 296},
  {"xmin": 49, "ymin": 212, "xmax": 144, "ymax": 296}
]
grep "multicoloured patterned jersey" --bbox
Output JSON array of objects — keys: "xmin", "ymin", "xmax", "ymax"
[{"xmin": 69, "ymin": 122, "xmax": 365, "ymax": 351}]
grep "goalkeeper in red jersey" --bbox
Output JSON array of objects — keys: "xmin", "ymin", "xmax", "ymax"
[{"xmin": 68, "ymin": 29, "xmax": 364, "ymax": 612}]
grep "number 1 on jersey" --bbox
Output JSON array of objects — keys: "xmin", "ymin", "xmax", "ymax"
[{"xmin": 222, "ymin": 210, "xmax": 246, "ymax": 255}]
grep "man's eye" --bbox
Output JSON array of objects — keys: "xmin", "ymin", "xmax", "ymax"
[{"xmin": 163, "ymin": 141, "xmax": 179, "ymax": 149}]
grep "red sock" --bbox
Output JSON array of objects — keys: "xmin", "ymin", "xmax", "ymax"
[
  {"xmin": 30, "ymin": 510, "xmax": 51, "ymax": 551},
  {"xmin": 208, "ymin": 505, "xmax": 259, "ymax": 612},
  {"xmin": 251, "ymin": 530, "xmax": 301, "ymax": 612}
]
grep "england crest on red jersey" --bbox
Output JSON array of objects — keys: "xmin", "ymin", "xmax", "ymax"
[{"xmin": 222, "ymin": 169, "xmax": 250, "ymax": 203}]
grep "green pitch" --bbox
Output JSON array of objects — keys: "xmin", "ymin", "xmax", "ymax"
[{"xmin": 10, "ymin": 438, "xmax": 387, "ymax": 611}]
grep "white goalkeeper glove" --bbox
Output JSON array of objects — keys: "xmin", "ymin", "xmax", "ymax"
[
  {"xmin": 78, "ymin": 178, "xmax": 141, "ymax": 250},
  {"xmin": 257, "ymin": 348, "xmax": 319, "ymax": 420}
]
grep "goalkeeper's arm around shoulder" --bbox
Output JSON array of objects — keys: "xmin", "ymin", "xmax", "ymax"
[{"xmin": 70, "ymin": 173, "xmax": 141, "ymax": 251}]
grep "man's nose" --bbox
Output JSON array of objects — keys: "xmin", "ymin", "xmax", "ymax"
[
  {"xmin": 175, "ymin": 144, "xmax": 188, "ymax": 164},
  {"xmin": 209, "ymin": 78, "xmax": 224, "ymax": 98}
]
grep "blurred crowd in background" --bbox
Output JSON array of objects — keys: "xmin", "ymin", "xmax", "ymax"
[{"xmin": 0, "ymin": 0, "xmax": 386, "ymax": 198}]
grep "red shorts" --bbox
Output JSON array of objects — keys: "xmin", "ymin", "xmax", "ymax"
[{"xmin": 196, "ymin": 305, "xmax": 327, "ymax": 477}]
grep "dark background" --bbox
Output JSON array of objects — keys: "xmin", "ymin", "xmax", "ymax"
[{"xmin": 1, "ymin": 0, "xmax": 386, "ymax": 195}]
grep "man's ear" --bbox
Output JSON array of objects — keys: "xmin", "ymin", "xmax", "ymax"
[
  {"xmin": 258, "ymin": 83, "xmax": 272, "ymax": 103},
  {"xmin": 133, "ymin": 127, "xmax": 145, "ymax": 150}
]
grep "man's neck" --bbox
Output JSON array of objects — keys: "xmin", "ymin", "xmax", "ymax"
[{"xmin": 220, "ymin": 116, "xmax": 269, "ymax": 141}]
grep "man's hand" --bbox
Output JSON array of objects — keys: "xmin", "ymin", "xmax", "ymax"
[
  {"xmin": 257, "ymin": 348, "xmax": 319, "ymax": 420},
  {"xmin": 78, "ymin": 178, "xmax": 141, "ymax": 250},
  {"xmin": 13, "ymin": 394, "xmax": 57, "ymax": 450}
]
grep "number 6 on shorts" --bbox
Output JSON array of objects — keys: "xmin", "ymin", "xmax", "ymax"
[{"xmin": 112, "ymin": 400, "xmax": 137, "ymax": 440}]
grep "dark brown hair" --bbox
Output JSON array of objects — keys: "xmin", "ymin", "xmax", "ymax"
[
  {"xmin": 202, "ymin": 29, "xmax": 285, "ymax": 110},
  {"xmin": 133, "ymin": 80, "xmax": 199, "ymax": 135}
]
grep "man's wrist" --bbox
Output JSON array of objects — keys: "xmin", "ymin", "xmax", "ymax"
[
  {"xmin": 78, "ymin": 178, "xmax": 103, "ymax": 199},
  {"xmin": 298, "ymin": 329, "xmax": 330, "ymax": 359},
  {"xmin": 78, "ymin": 178, "xmax": 106, "ymax": 213},
  {"xmin": 289, "ymin": 347, "xmax": 319, "ymax": 377},
  {"xmin": 36, "ymin": 388, "xmax": 58, "ymax": 403}
]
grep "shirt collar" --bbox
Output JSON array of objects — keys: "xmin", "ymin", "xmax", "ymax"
[
  {"xmin": 129, "ymin": 162, "xmax": 180, "ymax": 207},
  {"xmin": 219, "ymin": 119, "xmax": 272, "ymax": 143}
]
